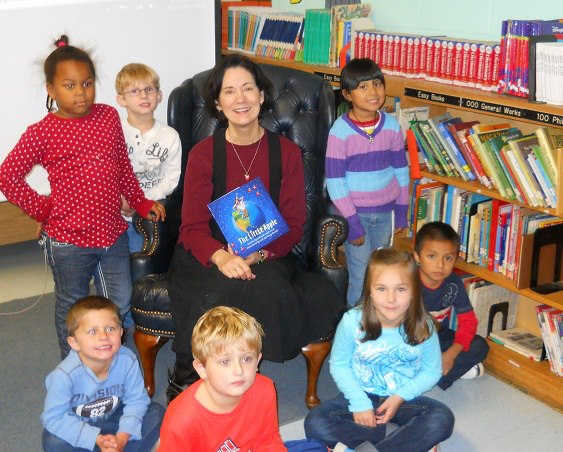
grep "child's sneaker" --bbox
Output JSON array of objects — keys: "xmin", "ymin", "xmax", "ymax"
[
  {"xmin": 461, "ymin": 362, "xmax": 484, "ymax": 379},
  {"xmin": 333, "ymin": 443, "xmax": 354, "ymax": 452}
]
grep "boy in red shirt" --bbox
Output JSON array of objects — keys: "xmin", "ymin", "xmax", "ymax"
[
  {"xmin": 414, "ymin": 221, "xmax": 489, "ymax": 389},
  {"xmin": 159, "ymin": 306, "xmax": 287, "ymax": 451}
]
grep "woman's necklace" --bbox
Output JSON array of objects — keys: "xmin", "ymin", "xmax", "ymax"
[
  {"xmin": 350, "ymin": 110, "xmax": 379, "ymax": 143},
  {"xmin": 230, "ymin": 133, "xmax": 263, "ymax": 181}
]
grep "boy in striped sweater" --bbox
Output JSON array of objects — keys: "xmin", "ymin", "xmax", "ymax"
[{"xmin": 326, "ymin": 59, "xmax": 409, "ymax": 306}]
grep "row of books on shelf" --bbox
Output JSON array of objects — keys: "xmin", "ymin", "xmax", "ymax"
[
  {"xmin": 225, "ymin": 5, "xmax": 304, "ymax": 60},
  {"xmin": 223, "ymin": 2, "xmax": 372, "ymax": 66},
  {"xmin": 455, "ymin": 274, "xmax": 562, "ymax": 375},
  {"xmin": 408, "ymin": 178, "xmax": 563, "ymax": 284},
  {"xmin": 497, "ymin": 18, "xmax": 563, "ymax": 101},
  {"xmin": 409, "ymin": 114, "xmax": 562, "ymax": 209},
  {"xmin": 353, "ymin": 32, "xmax": 501, "ymax": 91},
  {"xmin": 534, "ymin": 42, "xmax": 563, "ymax": 106}
]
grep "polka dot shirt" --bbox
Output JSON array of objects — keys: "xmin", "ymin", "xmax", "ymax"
[{"xmin": 0, "ymin": 104, "xmax": 154, "ymax": 247}]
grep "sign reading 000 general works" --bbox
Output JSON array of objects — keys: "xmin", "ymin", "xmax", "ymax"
[{"xmin": 404, "ymin": 87, "xmax": 563, "ymax": 127}]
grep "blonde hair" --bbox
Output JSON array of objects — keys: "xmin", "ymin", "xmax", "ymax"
[
  {"xmin": 191, "ymin": 306, "xmax": 264, "ymax": 364},
  {"xmin": 359, "ymin": 248, "xmax": 433, "ymax": 345},
  {"xmin": 115, "ymin": 63, "xmax": 160, "ymax": 94},
  {"xmin": 66, "ymin": 296, "xmax": 121, "ymax": 337}
]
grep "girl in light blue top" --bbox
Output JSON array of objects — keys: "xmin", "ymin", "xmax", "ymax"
[{"xmin": 304, "ymin": 249, "xmax": 454, "ymax": 452}]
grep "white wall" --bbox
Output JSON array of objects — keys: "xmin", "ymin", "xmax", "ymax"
[{"xmin": 0, "ymin": 0, "xmax": 216, "ymax": 201}]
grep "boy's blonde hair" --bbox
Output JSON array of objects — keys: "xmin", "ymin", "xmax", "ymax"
[
  {"xmin": 115, "ymin": 63, "xmax": 160, "ymax": 94},
  {"xmin": 66, "ymin": 296, "xmax": 121, "ymax": 336},
  {"xmin": 191, "ymin": 306, "xmax": 264, "ymax": 364}
]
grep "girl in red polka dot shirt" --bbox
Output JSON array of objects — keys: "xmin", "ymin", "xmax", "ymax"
[{"xmin": 0, "ymin": 35, "xmax": 166, "ymax": 358}]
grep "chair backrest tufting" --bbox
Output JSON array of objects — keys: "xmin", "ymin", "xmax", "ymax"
[{"xmin": 167, "ymin": 64, "xmax": 335, "ymax": 267}]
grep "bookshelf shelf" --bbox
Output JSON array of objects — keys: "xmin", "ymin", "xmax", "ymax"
[
  {"xmin": 222, "ymin": 50, "xmax": 408, "ymax": 98},
  {"xmin": 418, "ymin": 169, "xmax": 560, "ymax": 218},
  {"xmin": 486, "ymin": 340, "xmax": 563, "ymax": 410}
]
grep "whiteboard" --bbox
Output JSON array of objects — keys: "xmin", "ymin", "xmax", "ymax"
[{"xmin": 0, "ymin": 0, "xmax": 216, "ymax": 201}]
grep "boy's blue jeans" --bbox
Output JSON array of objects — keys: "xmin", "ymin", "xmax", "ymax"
[
  {"xmin": 304, "ymin": 392, "xmax": 454, "ymax": 452},
  {"xmin": 437, "ymin": 327, "xmax": 489, "ymax": 389},
  {"xmin": 41, "ymin": 232, "xmax": 133, "ymax": 359},
  {"xmin": 344, "ymin": 211, "xmax": 392, "ymax": 306},
  {"xmin": 42, "ymin": 401, "xmax": 165, "ymax": 452}
]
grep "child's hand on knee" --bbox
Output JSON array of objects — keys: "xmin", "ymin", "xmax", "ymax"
[
  {"xmin": 353, "ymin": 408, "xmax": 377, "ymax": 427},
  {"xmin": 375, "ymin": 395, "xmax": 403, "ymax": 424}
]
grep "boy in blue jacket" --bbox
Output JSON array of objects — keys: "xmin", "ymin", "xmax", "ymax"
[{"xmin": 41, "ymin": 296, "xmax": 164, "ymax": 451}]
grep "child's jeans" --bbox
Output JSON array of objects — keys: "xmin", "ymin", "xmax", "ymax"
[
  {"xmin": 40, "ymin": 232, "xmax": 133, "ymax": 358},
  {"xmin": 304, "ymin": 392, "xmax": 454, "ymax": 452},
  {"xmin": 437, "ymin": 327, "xmax": 489, "ymax": 389},
  {"xmin": 126, "ymin": 219, "xmax": 144, "ymax": 254},
  {"xmin": 42, "ymin": 401, "xmax": 165, "ymax": 452},
  {"xmin": 344, "ymin": 211, "xmax": 392, "ymax": 306}
]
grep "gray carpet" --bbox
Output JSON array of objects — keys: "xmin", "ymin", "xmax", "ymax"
[{"xmin": 0, "ymin": 293, "xmax": 339, "ymax": 452}]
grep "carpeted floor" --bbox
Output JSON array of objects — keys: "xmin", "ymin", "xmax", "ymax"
[{"xmin": 0, "ymin": 293, "xmax": 339, "ymax": 452}]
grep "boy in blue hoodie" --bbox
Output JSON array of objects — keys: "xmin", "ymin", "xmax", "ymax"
[{"xmin": 41, "ymin": 296, "xmax": 164, "ymax": 451}]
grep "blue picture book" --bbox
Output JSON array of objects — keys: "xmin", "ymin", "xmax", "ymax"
[{"xmin": 207, "ymin": 177, "xmax": 289, "ymax": 257}]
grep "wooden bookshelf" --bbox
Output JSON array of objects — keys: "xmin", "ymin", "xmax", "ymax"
[
  {"xmin": 391, "ymin": 77, "xmax": 563, "ymax": 411},
  {"xmin": 222, "ymin": 50, "xmax": 408, "ymax": 98}
]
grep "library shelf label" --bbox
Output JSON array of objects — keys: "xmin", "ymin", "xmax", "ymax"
[
  {"xmin": 314, "ymin": 71, "xmax": 341, "ymax": 84},
  {"xmin": 404, "ymin": 87, "xmax": 563, "ymax": 127}
]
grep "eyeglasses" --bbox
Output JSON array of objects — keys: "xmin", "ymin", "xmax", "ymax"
[{"xmin": 122, "ymin": 86, "xmax": 158, "ymax": 96}]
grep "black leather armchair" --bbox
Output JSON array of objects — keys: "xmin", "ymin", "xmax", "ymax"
[{"xmin": 130, "ymin": 63, "xmax": 348, "ymax": 408}]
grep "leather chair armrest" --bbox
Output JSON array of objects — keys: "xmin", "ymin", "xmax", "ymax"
[
  {"xmin": 313, "ymin": 200, "xmax": 349, "ymax": 297},
  {"xmin": 130, "ymin": 196, "xmax": 182, "ymax": 282}
]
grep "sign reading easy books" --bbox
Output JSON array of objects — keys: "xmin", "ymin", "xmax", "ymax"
[{"xmin": 207, "ymin": 177, "xmax": 289, "ymax": 257}]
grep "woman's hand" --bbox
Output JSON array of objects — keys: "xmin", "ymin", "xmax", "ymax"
[
  {"xmin": 212, "ymin": 249, "xmax": 256, "ymax": 280},
  {"xmin": 352, "ymin": 409, "xmax": 377, "ymax": 427},
  {"xmin": 375, "ymin": 395, "xmax": 404, "ymax": 424},
  {"xmin": 243, "ymin": 250, "xmax": 265, "ymax": 266},
  {"xmin": 145, "ymin": 201, "xmax": 166, "ymax": 222}
]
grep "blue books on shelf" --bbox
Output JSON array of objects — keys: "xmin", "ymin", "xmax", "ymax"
[{"xmin": 207, "ymin": 177, "xmax": 289, "ymax": 257}]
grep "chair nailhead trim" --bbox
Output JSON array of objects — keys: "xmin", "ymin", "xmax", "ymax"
[
  {"xmin": 319, "ymin": 222, "xmax": 344, "ymax": 269},
  {"xmin": 135, "ymin": 325, "xmax": 175, "ymax": 337},
  {"xmin": 131, "ymin": 307, "xmax": 172, "ymax": 317}
]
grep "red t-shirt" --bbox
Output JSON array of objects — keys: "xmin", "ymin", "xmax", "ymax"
[{"xmin": 159, "ymin": 374, "xmax": 286, "ymax": 452}]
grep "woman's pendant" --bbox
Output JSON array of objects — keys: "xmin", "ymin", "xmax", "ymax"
[{"xmin": 245, "ymin": 173, "xmax": 250, "ymax": 181}]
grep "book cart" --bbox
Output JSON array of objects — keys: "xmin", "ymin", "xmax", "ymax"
[{"xmin": 223, "ymin": 49, "xmax": 563, "ymax": 411}]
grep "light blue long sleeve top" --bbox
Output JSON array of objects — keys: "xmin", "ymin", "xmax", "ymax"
[
  {"xmin": 329, "ymin": 308, "xmax": 442, "ymax": 413},
  {"xmin": 41, "ymin": 346, "xmax": 149, "ymax": 450}
]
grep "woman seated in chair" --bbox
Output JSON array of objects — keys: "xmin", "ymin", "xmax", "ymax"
[{"xmin": 167, "ymin": 54, "xmax": 345, "ymax": 401}]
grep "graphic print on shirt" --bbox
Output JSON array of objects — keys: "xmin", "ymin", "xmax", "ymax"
[
  {"xmin": 430, "ymin": 282, "xmax": 458, "ymax": 323},
  {"xmin": 74, "ymin": 395, "xmax": 119, "ymax": 418},
  {"xmin": 128, "ymin": 141, "xmax": 170, "ymax": 190},
  {"xmin": 216, "ymin": 438, "xmax": 240, "ymax": 452},
  {"xmin": 353, "ymin": 339, "xmax": 421, "ymax": 395}
]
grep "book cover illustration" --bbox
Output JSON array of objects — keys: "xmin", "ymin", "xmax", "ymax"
[
  {"xmin": 207, "ymin": 177, "xmax": 289, "ymax": 257},
  {"xmin": 489, "ymin": 327, "xmax": 545, "ymax": 361}
]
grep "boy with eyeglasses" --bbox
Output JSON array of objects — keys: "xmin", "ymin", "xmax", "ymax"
[{"xmin": 115, "ymin": 63, "xmax": 181, "ymax": 252}]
